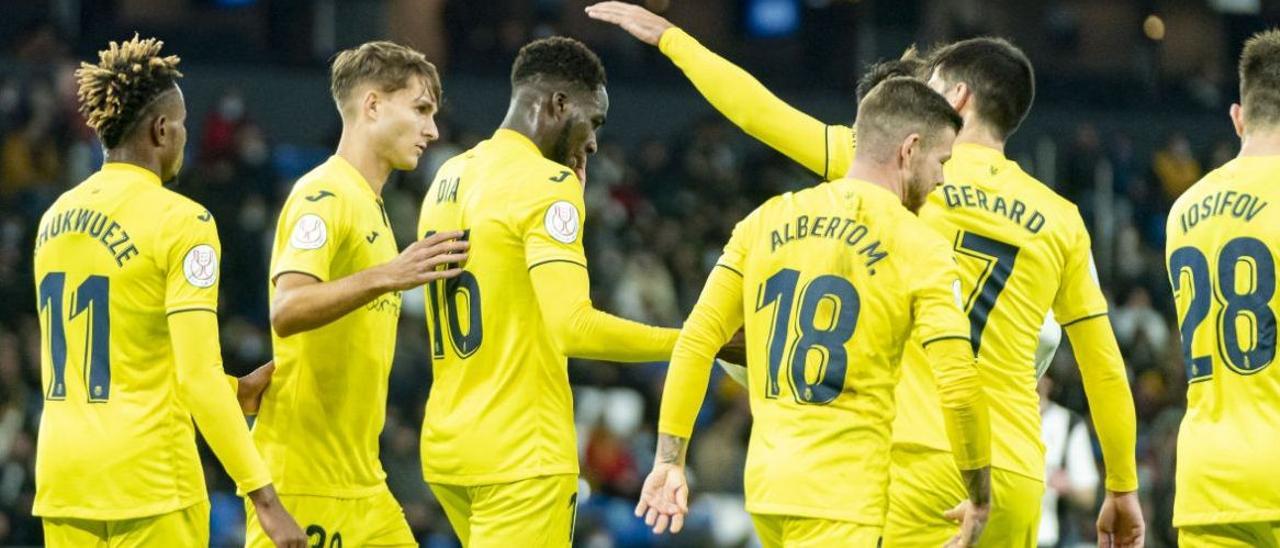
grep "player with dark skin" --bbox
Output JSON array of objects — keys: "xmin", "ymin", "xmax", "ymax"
[
  {"xmin": 84, "ymin": 63, "xmax": 306, "ymax": 548},
  {"xmin": 498, "ymin": 56, "xmax": 607, "ymax": 184}
]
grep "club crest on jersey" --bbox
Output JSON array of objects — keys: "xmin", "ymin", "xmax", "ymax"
[
  {"xmin": 544, "ymin": 200, "xmax": 580, "ymax": 244},
  {"xmin": 183, "ymin": 244, "xmax": 219, "ymax": 288},
  {"xmin": 290, "ymin": 214, "xmax": 328, "ymax": 250}
]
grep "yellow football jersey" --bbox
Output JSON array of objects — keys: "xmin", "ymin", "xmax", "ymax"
[
  {"xmin": 892, "ymin": 144, "xmax": 1108, "ymax": 482},
  {"xmin": 254, "ymin": 155, "xmax": 401, "ymax": 498},
  {"xmin": 716, "ymin": 179, "xmax": 970, "ymax": 523},
  {"xmin": 32, "ymin": 162, "xmax": 220, "ymax": 520},
  {"xmin": 1166, "ymin": 154, "xmax": 1280, "ymax": 526},
  {"xmin": 417, "ymin": 129, "xmax": 589, "ymax": 486}
]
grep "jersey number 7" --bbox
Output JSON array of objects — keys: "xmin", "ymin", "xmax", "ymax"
[{"xmin": 954, "ymin": 231, "xmax": 1020, "ymax": 355}]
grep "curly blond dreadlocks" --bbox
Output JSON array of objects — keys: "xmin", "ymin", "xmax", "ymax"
[{"xmin": 75, "ymin": 34, "xmax": 183, "ymax": 148}]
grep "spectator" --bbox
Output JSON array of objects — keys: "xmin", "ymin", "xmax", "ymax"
[
  {"xmin": 1152, "ymin": 132, "xmax": 1201, "ymax": 203},
  {"xmin": 1038, "ymin": 374, "xmax": 1100, "ymax": 548}
]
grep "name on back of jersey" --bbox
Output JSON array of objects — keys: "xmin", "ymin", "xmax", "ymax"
[
  {"xmin": 768, "ymin": 214, "xmax": 888, "ymax": 270},
  {"xmin": 35, "ymin": 207, "xmax": 140, "ymax": 267},
  {"xmin": 1176, "ymin": 189, "xmax": 1269, "ymax": 235},
  {"xmin": 940, "ymin": 183, "xmax": 1046, "ymax": 234}
]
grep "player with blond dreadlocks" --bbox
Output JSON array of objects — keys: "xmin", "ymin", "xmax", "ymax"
[{"xmin": 31, "ymin": 35, "xmax": 306, "ymax": 547}]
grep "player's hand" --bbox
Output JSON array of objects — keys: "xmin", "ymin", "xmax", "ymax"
[
  {"xmin": 237, "ymin": 360, "xmax": 274, "ymax": 415},
  {"xmin": 585, "ymin": 1, "xmax": 675, "ymax": 47},
  {"xmin": 943, "ymin": 499, "xmax": 990, "ymax": 548},
  {"xmin": 1097, "ymin": 490, "xmax": 1145, "ymax": 548},
  {"xmin": 248, "ymin": 485, "xmax": 307, "ymax": 548},
  {"xmin": 716, "ymin": 329, "xmax": 747, "ymax": 365},
  {"xmin": 634, "ymin": 463, "xmax": 689, "ymax": 534},
  {"xmin": 379, "ymin": 230, "xmax": 468, "ymax": 291}
]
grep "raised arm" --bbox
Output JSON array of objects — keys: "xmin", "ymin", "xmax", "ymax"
[{"xmin": 586, "ymin": 1, "xmax": 853, "ymax": 179}]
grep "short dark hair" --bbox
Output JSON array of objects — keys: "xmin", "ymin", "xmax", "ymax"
[
  {"xmin": 855, "ymin": 77, "xmax": 962, "ymax": 161},
  {"xmin": 927, "ymin": 37, "xmax": 1034, "ymax": 139},
  {"xmin": 330, "ymin": 41, "xmax": 441, "ymax": 108},
  {"xmin": 856, "ymin": 46, "xmax": 927, "ymax": 102},
  {"xmin": 1239, "ymin": 29, "xmax": 1280, "ymax": 128},
  {"xmin": 511, "ymin": 36, "xmax": 607, "ymax": 90},
  {"xmin": 75, "ymin": 34, "xmax": 182, "ymax": 148}
]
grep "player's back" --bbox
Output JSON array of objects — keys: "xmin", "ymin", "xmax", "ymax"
[
  {"xmin": 729, "ymin": 178, "xmax": 966, "ymax": 523},
  {"xmin": 32, "ymin": 162, "xmax": 218, "ymax": 520},
  {"xmin": 1165, "ymin": 154, "xmax": 1280, "ymax": 526},
  {"xmin": 894, "ymin": 144, "xmax": 1107, "ymax": 481},
  {"xmin": 417, "ymin": 129, "xmax": 587, "ymax": 486}
]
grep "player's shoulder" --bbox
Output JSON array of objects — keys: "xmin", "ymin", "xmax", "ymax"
[
  {"xmin": 141, "ymin": 184, "xmax": 216, "ymax": 229},
  {"xmin": 284, "ymin": 161, "xmax": 353, "ymax": 209}
]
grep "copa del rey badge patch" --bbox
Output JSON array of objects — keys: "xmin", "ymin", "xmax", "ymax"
[
  {"xmin": 290, "ymin": 214, "xmax": 328, "ymax": 250},
  {"xmin": 183, "ymin": 244, "xmax": 218, "ymax": 288},
  {"xmin": 544, "ymin": 200, "xmax": 580, "ymax": 244}
]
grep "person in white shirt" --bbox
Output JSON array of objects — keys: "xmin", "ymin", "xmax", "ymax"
[{"xmin": 1038, "ymin": 373, "xmax": 1101, "ymax": 547}]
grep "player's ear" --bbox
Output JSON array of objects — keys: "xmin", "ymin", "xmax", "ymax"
[
  {"xmin": 1230, "ymin": 103, "xmax": 1245, "ymax": 138},
  {"xmin": 899, "ymin": 133, "xmax": 921, "ymax": 167},
  {"xmin": 151, "ymin": 114, "xmax": 167, "ymax": 147},
  {"xmin": 949, "ymin": 82, "xmax": 970, "ymax": 114},
  {"xmin": 363, "ymin": 89, "xmax": 380, "ymax": 120},
  {"xmin": 551, "ymin": 90, "xmax": 570, "ymax": 119}
]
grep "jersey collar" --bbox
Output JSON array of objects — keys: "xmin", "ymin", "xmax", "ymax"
[
  {"xmin": 101, "ymin": 162, "xmax": 162, "ymax": 186},
  {"xmin": 326, "ymin": 154, "xmax": 379, "ymax": 201},
  {"xmin": 952, "ymin": 143, "xmax": 1008, "ymax": 166},
  {"xmin": 491, "ymin": 128, "xmax": 542, "ymax": 156}
]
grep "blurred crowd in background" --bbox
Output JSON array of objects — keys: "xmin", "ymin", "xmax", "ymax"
[{"xmin": 0, "ymin": 0, "xmax": 1271, "ymax": 546}]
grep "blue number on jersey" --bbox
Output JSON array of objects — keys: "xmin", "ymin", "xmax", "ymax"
[
  {"xmin": 954, "ymin": 231, "xmax": 1020, "ymax": 354},
  {"xmin": 423, "ymin": 230, "xmax": 483, "ymax": 359},
  {"xmin": 758, "ymin": 268, "xmax": 859, "ymax": 405},
  {"xmin": 1169, "ymin": 237, "xmax": 1276, "ymax": 381},
  {"xmin": 39, "ymin": 272, "xmax": 112, "ymax": 401}
]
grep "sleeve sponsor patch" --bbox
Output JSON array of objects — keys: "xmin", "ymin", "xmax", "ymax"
[
  {"xmin": 543, "ymin": 200, "xmax": 581, "ymax": 244},
  {"xmin": 183, "ymin": 244, "xmax": 219, "ymax": 288},
  {"xmin": 290, "ymin": 214, "xmax": 328, "ymax": 250}
]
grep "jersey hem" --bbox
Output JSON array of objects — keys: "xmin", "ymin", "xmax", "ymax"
[
  {"xmin": 745, "ymin": 501, "xmax": 881, "ymax": 525},
  {"xmin": 270, "ymin": 268, "xmax": 328, "ymax": 285},
  {"xmin": 1059, "ymin": 310, "xmax": 1109, "ymax": 328},
  {"xmin": 1173, "ymin": 509, "xmax": 1280, "ymax": 527},
  {"xmin": 272, "ymin": 482, "xmax": 386, "ymax": 499},
  {"xmin": 33, "ymin": 494, "xmax": 204, "ymax": 521},
  {"xmin": 423, "ymin": 464, "xmax": 579, "ymax": 487}
]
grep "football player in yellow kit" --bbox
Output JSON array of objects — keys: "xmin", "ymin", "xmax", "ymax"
[
  {"xmin": 418, "ymin": 37, "xmax": 697, "ymax": 547},
  {"xmin": 33, "ymin": 35, "xmax": 305, "ymax": 547},
  {"xmin": 636, "ymin": 77, "xmax": 993, "ymax": 547},
  {"xmin": 1166, "ymin": 29, "xmax": 1280, "ymax": 547},
  {"xmin": 247, "ymin": 42, "xmax": 468, "ymax": 547},
  {"xmin": 587, "ymin": 3, "xmax": 1144, "ymax": 546}
]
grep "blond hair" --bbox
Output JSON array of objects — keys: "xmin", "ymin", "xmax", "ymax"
[
  {"xmin": 330, "ymin": 41, "xmax": 441, "ymax": 109},
  {"xmin": 75, "ymin": 34, "xmax": 182, "ymax": 148}
]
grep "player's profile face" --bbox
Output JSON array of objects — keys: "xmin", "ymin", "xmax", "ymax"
[
  {"xmin": 159, "ymin": 86, "xmax": 188, "ymax": 183},
  {"xmin": 379, "ymin": 76, "xmax": 439, "ymax": 171},
  {"xmin": 905, "ymin": 128, "xmax": 954, "ymax": 212},
  {"xmin": 554, "ymin": 85, "xmax": 608, "ymax": 183}
]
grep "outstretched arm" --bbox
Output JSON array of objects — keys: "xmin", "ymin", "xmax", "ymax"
[
  {"xmin": 529, "ymin": 261, "xmax": 680, "ymax": 361},
  {"xmin": 586, "ymin": 1, "xmax": 854, "ymax": 179}
]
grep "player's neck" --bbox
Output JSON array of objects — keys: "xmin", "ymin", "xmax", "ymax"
[
  {"xmin": 103, "ymin": 146, "xmax": 162, "ymax": 179},
  {"xmin": 845, "ymin": 161, "xmax": 906, "ymax": 206},
  {"xmin": 1238, "ymin": 128, "xmax": 1280, "ymax": 158},
  {"xmin": 499, "ymin": 92, "xmax": 556, "ymax": 160},
  {"xmin": 954, "ymin": 124, "xmax": 1006, "ymax": 153},
  {"xmin": 335, "ymin": 130, "xmax": 390, "ymax": 196}
]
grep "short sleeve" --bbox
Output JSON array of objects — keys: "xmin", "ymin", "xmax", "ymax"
[
  {"xmin": 520, "ymin": 170, "xmax": 588, "ymax": 270},
  {"xmin": 1052, "ymin": 218, "xmax": 1109, "ymax": 326},
  {"xmin": 910, "ymin": 228, "xmax": 970, "ymax": 346},
  {"xmin": 163, "ymin": 207, "xmax": 222, "ymax": 314},
  {"xmin": 271, "ymin": 185, "xmax": 346, "ymax": 283}
]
